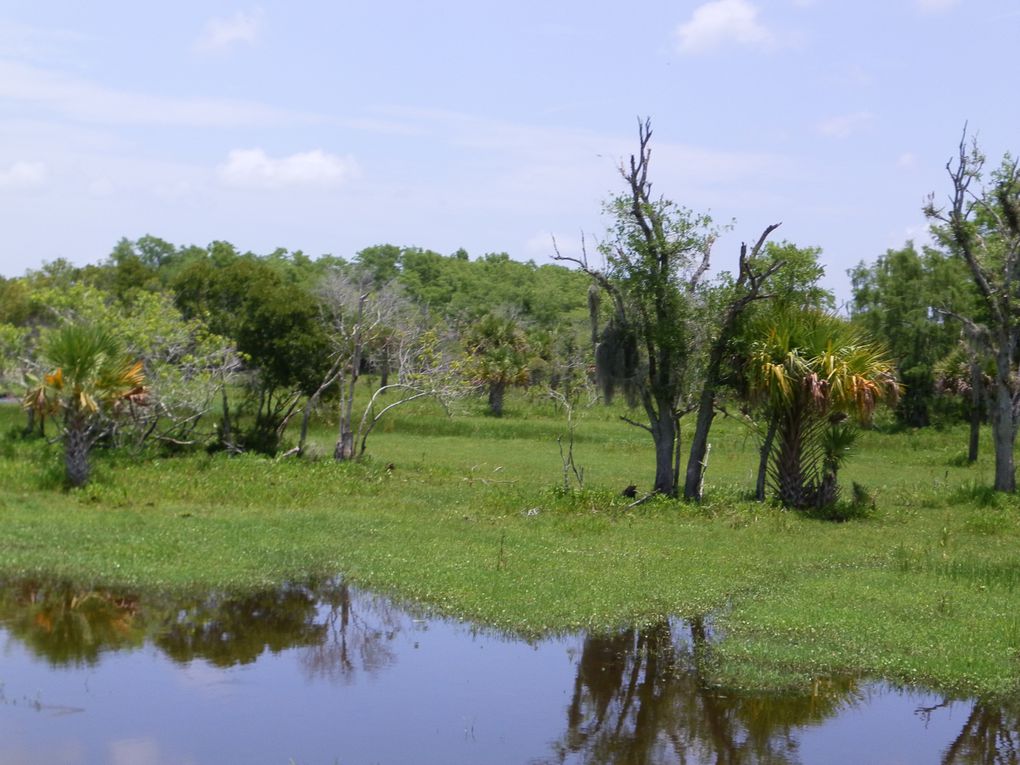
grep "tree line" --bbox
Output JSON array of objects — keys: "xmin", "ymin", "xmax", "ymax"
[{"xmin": 2, "ymin": 122, "xmax": 1017, "ymax": 504}]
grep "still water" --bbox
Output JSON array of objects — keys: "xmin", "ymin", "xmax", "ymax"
[{"xmin": 0, "ymin": 579, "xmax": 1013, "ymax": 764}]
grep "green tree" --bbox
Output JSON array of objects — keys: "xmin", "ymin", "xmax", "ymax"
[
  {"xmin": 172, "ymin": 253, "xmax": 330, "ymax": 454},
  {"xmin": 724, "ymin": 242, "xmax": 834, "ymax": 500},
  {"xmin": 557, "ymin": 120, "xmax": 776, "ymax": 497},
  {"xmin": 925, "ymin": 134, "xmax": 1020, "ymax": 492},
  {"xmin": 747, "ymin": 309, "xmax": 899, "ymax": 508},
  {"xmin": 24, "ymin": 323, "xmax": 146, "ymax": 487},
  {"xmin": 681, "ymin": 230, "xmax": 782, "ymax": 501},
  {"xmin": 462, "ymin": 313, "xmax": 532, "ymax": 416},
  {"xmin": 25, "ymin": 283, "xmax": 238, "ymax": 448},
  {"xmin": 849, "ymin": 243, "xmax": 975, "ymax": 428}
]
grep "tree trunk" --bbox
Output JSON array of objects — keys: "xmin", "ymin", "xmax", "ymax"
[
  {"xmin": 681, "ymin": 232, "xmax": 781, "ymax": 501},
  {"xmin": 651, "ymin": 408, "xmax": 677, "ymax": 496},
  {"xmin": 335, "ymin": 368, "xmax": 359, "ymax": 462},
  {"xmin": 488, "ymin": 380, "xmax": 506, "ymax": 417},
  {"xmin": 296, "ymin": 362, "xmax": 343, "ymax": 457},
  {"xmin": 334, "ymin": 427, "xmax": 354, "ymax": 461},
  {"xmin": 335, "ymin": 294, "xmax": 367, "ymax": 461},
  {"xmin": 773, "ymin": 408, "xmax": 810, "ymax": 507},
  {"xmin": 24, "ymin": 407, "xmax": 37, "ymax": 436},
  {"xmin": 379, "ymin": 348, "xmax": 389, "ymax": 390},
  {"xmin": 684, "ymin": 386, "xmax": 715, "ymax": 501},
  {"xmin": 991, "ymin": 348, "xmax": 1016, "ymax": 492},
  {"xmin": 64, "ymin": 415, "xmax": 91, "ymax": 487},
  {"xmin": 755, "ymin": 413, "xmax": 779, "ymax": 501}
]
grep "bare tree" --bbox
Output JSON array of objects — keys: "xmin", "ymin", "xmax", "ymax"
[
  {"xmin": 311, "ymin": 270, "xmax": 409, "ymax": 461},
  {"xmin": 925, "ymin": 130, "xmax": 1020, "ymax": 492},
  {"xmin": 354, "ymin": 326, "xmax": 466, "ymax": 458},
  {"xmin": 683, "ymin": 230, "xmax": 781, "ymax": 501}
]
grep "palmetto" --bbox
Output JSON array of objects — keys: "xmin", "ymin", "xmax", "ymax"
[
  {"xmin": 748, "ymin": 310, "xmax": 899, "ymax": 508},
  {"xmin": 24, "ymin": 323, "xmax": 146, "ymax": 487},
  {"xmin": 462, "ymin": 314, "xmax": 531, "ymax": 417}
]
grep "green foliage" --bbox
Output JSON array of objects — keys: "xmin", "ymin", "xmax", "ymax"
[
  {"xmin": 461, "ymin": 313, "xmax": 533, "ymax": 416},
  {"xmin": 24, "ymin": 323, "xmax": 146, "ymax": 486},
  {"xmin": 396, "ymin": 246, "xmax": 590, "ymax": 329},
  {"xmin": 748, "ymin": 309, "xmax": 899, "ymax": 509},
  {"xmin": 721, "ymin": 241, "xmax": 833, "ymax": 399},
  {"xmin": 0, "ymin": 322, "xmax": 30, "ymax": 394},
  {"xmin": 170, "ymin": 251, "xmax": 332, "ymax": 453},
  {"xmin": 849, "ymin": 243, "xmax": 976, "ymax": 426},
  {"xmin": 758, "ymin": 241, "xmax": 834, "ymax": 311}
]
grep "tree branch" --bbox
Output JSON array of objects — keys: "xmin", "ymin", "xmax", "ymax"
[{"xmin": 620, "ymin": 414, "xmax": 653, "ymax": 434}]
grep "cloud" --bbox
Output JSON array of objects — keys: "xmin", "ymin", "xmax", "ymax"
[
  {"xmin": 0, "ymin": 21, "xmax": 89, "ymax": 64},
  {"xmin": 896, "ymin": 152, "xmax": 917, "ymax": 169},
  {"xmin": 195, "ymin": 9, "xmax": 263, "ymax": 53},
  {"xmin": 915, "ymin": 0, "xmax": 959, "ymax": 12},
  {"xmin": 217, "ymin": 148, "xmax": 359, "ymax": 190},
  {"xmin": 0, "ymin": 160, "xmax": 46, "ymax": 189},
  {"xmin": 0, "ymin": 60, "xmax": 313, "ymax": 127},
  {"xmin": 675, "ymin": 0, "xmax": 774, "ymax": 54},
  {"xmin": 816, "ymin": 111, "xmax": 874, "ymax": 139}
]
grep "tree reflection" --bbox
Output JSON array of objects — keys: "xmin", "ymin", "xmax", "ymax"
[
  {"xmin": 0, "ymin": 579, "xmax": 143, "ymax": 666},
  {"xmin": 151, "ymin": 582, "xmax": 336, "ymax": 667},
  {"xmin": 0, "ymin": 577, "xmax": 403, "ymax": 680},
  {"xmin": 939, "ymin": 699, "xmax": 1020, "ymax": 765},
  {"xmin": 298, "ymin": 582, "xmax": 402, "ymax": 683},
  {"xmin": 539, "ymin": 618, "xmax": 861, "ymax": 765}
]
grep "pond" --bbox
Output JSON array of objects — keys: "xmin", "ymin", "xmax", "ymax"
[{"xmin": 0, "ymin": 578, "xmax": 1014, "ymax": 764}]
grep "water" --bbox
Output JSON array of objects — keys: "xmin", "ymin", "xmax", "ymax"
[{"xmin": 0, "ymin": 579, "xmax": 1013, "ymax": 764}]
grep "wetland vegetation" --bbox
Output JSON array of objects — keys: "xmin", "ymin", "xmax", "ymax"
[
  {"xmin": 2, "ymin": 125, "xmax": 1020, "ymax": 714},
  {"xmin": 2, "ymin": 398, "xmax": 1020, "ymax": 700}
]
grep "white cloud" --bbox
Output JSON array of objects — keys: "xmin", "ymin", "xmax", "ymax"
[
  {"xmin": 0, "ymin": 160, "xmax": 46, "ymax": 189},
  {"xmin": 816, "ymin": 111, "xmax": 874, "ymax": 139},
  {"xmin": 0, "ymin": 60, "xmax": 313, "ymax": 128},
  {"xmin": 217, "ymin": 148, "xmax": 359, "ymax": 190},
  {"xmin": 0, "ymin": 21, "xmax": 89, "ymax": 63},
  {"xmin": 675, "ymin": 0, "xmax": 774, "ymax": 55},
  {"xmin": 195, "ymin": 9, "xmax": 263, "ymax": 53},
  {"xmin": 915, "ymin": 0, "xmax": 959, "ymax": 12},
  {"xmin": 896, "ymin": 152, "xmax": 917, "ymax": 169}
]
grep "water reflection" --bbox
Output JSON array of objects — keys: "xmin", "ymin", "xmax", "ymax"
[
  {"xmin": 0, "ymin": 578, "xmax": 1015, "ymax": 764},
  {"xmin": 0, "ymin": 579, "xmax": 144, "ymax": 666},
  {"xmin": 938, "ymin": 699, "xmax": 1020, "ymax": 764},
  {"xmin": 540, "ymin": 618, "xmax": 860, "ymax": 764},
  {"xmin": 0, "ymin": 577, "xmax": 412, "ymax": 681},
  {"xmin": 299, "ymin": 583, "xmax": 403, "ymax": 683},
  {"xmin": 154, "ymin": 584, "xmax": 327, "ymax": 667}
]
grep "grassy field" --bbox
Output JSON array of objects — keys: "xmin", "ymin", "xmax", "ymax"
[{"xmin": 1, "ymin": 393, "xmax": 1019, "ymax": 699}]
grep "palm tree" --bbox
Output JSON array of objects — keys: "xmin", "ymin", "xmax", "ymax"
[
  {"xmin": 462, "ymin": 314, "xmax": 532, "ymax": 416},
  {"xmin": 24, "ymin": 323, "xmax": 146, "ymax": 487},
  {"xmin": 747, "ymin": 309, "xmax": 899, "ymax": 509}
]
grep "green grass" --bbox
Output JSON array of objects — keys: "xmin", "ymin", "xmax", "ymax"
[{"xmin": 1, "ymin": 397, "xmax": 1019, "ymax": 698}]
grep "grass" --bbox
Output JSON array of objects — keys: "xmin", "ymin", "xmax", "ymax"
[{"xmin": 1, "ymin": 395, "xmax": 1019, "ymax": 698}]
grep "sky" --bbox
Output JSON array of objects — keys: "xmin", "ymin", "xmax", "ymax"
[{"xmin": 1, "ymin": 1, "xmax": 1017, "ymax": 304}]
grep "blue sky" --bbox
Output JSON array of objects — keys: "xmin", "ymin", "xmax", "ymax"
[{"xmin": 1, "ymin": 1, "xmax": 1017, "ymax": 302}]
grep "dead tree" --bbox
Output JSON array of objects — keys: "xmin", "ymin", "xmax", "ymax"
[
  {"xmin": 925, "ymin": 129, "xmax": 1020, "ymax": 492},
  {"xmin": 683, "ymin": 226, "xmax": 782, "ymax": 501}
]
